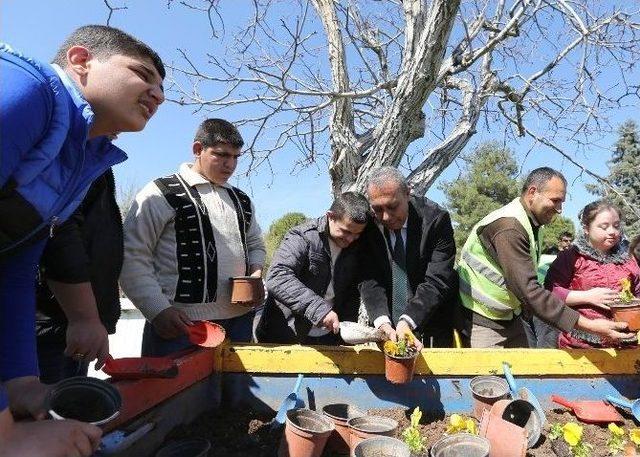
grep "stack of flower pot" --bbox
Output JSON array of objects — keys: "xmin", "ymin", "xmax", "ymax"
[
  {"xmin": 322, "ymin": 404, "xmax": 365, "ymax": 455},
  {"xmin": 347, "ymin": 414, "xmax": 399, "ymax": 454}
]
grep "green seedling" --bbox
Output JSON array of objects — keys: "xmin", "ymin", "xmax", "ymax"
[{"xmin": 401, "ymin": 407, "xmax": 426, "ymax": 454}]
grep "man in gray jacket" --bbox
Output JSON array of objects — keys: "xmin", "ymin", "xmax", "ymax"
[
  {"xmin": 256, "ymin": 192, "xmax": 371, "ymax": 344},
  {"xmin": 121, "ymin": 119, "xmax": 265, "ymax": 355}
]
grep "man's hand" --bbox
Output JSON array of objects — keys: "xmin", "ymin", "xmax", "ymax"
[
  {"xmin": 64, "ymin": 317, "xmax": 109, "ymax": 370},
  {"xmin": 584, "ymin": 287, "xmax": 619, "ymax": 310},
  {"xmin": 577, "ymin": 316, "xmax": 634, "ymax": 342},
  {"xmin": 48, "ymin": 281, "xmax": 110, "ymax": 368},
  {"xmin": 379, "ymin": 323, "xmax": 397, "ymax": 342},
  {"xmin": 0, "ymin": 409, "xmax": 102, "ymax": 457},
  {"xmin": 5, "ymin": 376, "xmax": 50, "ymax": 420},
  {"xmin": 248, "ymin": 265, "xmax": 265, "ymax": 306},
  {"xmin": 152, "ymin": 307, "xmax": 193, "ymax": 339},
  {"xmin": 321, "ymin": 311, "xmax": 340, "ymax": 334},
  {"xmin": 396, "ymin": 320, "xmax": 424, "ymax": 351}
]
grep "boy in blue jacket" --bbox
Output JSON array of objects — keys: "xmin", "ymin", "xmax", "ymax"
[{"xmin": 0, "ymin": 25, "xmax": 164, "ymax": 456}]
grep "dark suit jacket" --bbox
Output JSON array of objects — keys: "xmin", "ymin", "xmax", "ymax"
[
  {"xmin": 255, "ymin": 216, "xmax": 363, "ymax": 344},
  {"xmin": 358, "ymin": 196, "xmax": 457, "ymax": 347}
]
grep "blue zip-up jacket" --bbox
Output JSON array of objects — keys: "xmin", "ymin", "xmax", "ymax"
[{"xmin": 0, "ymin": 44, "xmax": 127, "ymax": 409}]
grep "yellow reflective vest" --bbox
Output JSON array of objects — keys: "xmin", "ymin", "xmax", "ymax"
[{"xmin": 458, "ymin": 198, "xmax": 544, "ymax": 321}]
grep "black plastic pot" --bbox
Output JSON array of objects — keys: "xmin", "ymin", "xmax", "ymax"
[{"xmin": 47, "ymin": 376, "xmax": 121, "ymax": 425}]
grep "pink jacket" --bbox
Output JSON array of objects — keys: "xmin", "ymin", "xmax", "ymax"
[{"xmin": 545, "ymin": 245, "xmax": 640, "ymax": 348}]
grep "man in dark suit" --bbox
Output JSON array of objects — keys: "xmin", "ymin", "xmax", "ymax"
[{"xmin": 359, "ymin": 167, "xmax": 457, "ymax": 348}]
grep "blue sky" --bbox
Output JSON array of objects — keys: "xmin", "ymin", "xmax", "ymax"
[{"xmin": 2, "ymin": 1, "xmax": 635, "ymax": 230}]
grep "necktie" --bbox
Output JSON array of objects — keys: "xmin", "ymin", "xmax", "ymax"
[{"xmin": 390, "ymin": 229, "xmax": 408, "ymax": 324}]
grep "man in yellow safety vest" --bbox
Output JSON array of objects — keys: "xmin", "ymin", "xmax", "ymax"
[{"xmin": 458, "ymin": 167, "xmax": 633, "ymax": 348}]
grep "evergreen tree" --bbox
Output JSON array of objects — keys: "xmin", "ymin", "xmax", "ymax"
[
  {"xmin": 440, "ymin": 142, "xmax": 521, "ymax": 251},
  {"xmin": 264, "ymin": 212, "xmax": 308, "ymax": 270},
  {"xmin": 542, "ymin": 216, "xmax": 575, "ymax": 252},
  {"xmin": 588, "ymin": 120, "xmax": 640, "ymax": 238}
]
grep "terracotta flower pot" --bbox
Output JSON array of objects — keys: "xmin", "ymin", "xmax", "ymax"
[
  {"xmin": 347, "ymin": 415, "xmax": 398, "ymax": 455},
  {"xmin": 278, "ymin": 408, "xmax": 334, "ymax": 457},
  {"xmin": 479, "ymin": 407, "xmax": 527, "ymax": 457},
  {"xmin": 229, "ymin": 276, "xmax": 264, "ymax": 306},
  {"xmin": 384, "ymin": 351, "xmax": 418, "ymax": 384},
  {"xmin": 430, "ymin": 433, "xmax": 490, "ymax": 457},
  {"xmin": 322, "ymin": 403, "xmax": 365, "ymax": 455},
  {"xmin": 500, "ymin": 399, "xmax": 541, "ymax": 448},
  {"xmin": 469, "ymin": 376, "xmax": 509, "ymax": 420},
  {"xmin": 354, "ymin": 436, "xmax": 411, "ymax": 457},
  {"xmin": 610, "ymin": 299, "xmax": 640, "ymax": 331}
]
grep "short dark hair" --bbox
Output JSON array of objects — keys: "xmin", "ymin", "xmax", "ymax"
[
  {"xmin": 329, "ymin": 192, "xmax": 371, "ymax": 225},
  {"xmin": 521, "ymin": 167, "xmax": 567, "ymax": 194},
  {"xmin": 52, "ymin": 25, "xmax": 165, "ymax": 79},
  {"xmin": 194, "ymin": 118, "xmax": 244, "ymax": 149},
  {"xmin": 578, "ymin": 199, "xmax": 622, "ymax": 228},
  {"xmin": 559, "ymin": 231, "xmax": 573, "ymax": 240}
]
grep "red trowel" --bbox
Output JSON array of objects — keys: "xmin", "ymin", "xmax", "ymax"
[
  {"xmin": 187, "ymin": 321, "xmax": 226, "ymax": 348},
  {"xmin": 551, "ymin": 395, "xmax": 623, "ymax": 424}
]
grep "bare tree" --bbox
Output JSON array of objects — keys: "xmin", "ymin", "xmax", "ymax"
[
  {"xmin": 103, "ymin": 0, "xmax": 128, "ymax": 25},
  {"xmin": 167, "ymin": 0, "xmax": 640, "ymax": 204},
  {"xmin": 116, "ymin": 179, "xmax": 139, "ymax": 220}
]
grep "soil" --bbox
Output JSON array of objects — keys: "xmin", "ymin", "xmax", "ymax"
[
  {"xmin": 368, "ymin": 407, "xmax": 639, "ymax": 457},
  {"xmin": 161, "ymin": 406, "xmax": 639, "ymax": 457},
  {"xmin": 162, "ymin": 409, "xmax": 276, "ymax": 457},
  {"xmin": 51, "ymin": 392, "xmax": 114, "ymax": 423}
]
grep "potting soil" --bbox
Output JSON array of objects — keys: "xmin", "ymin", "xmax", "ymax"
[
  {"xmin": 52, "ymin": 394, "xmax": 113, "ymax": 423},
  {"xmin": 161, "ymin": 406, "xmax": 639, "ymax": 456}
]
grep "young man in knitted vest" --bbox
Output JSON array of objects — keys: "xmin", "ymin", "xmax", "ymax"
[{"xmin": 121, "ymin": 119, "xmax": 266, "ymax": 356}]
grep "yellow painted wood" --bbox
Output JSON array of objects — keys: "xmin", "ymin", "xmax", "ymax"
[{"xmin": 218, "ymin": 343, "xmax": 640, "ymax": 376}]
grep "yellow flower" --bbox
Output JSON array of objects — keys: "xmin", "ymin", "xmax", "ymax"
[
  {"xmin": 563, "ymin": 422, "xmax": 583, "ymax": 446},
  {"xmin": 449, "ymin": 414, "xmax": 464, "ymax": 428},
  {"xmin": 620, "ymin": 277, "xmax": 635, "ymax": 302},
  {"xmin": 621, "ymin": 277, "xmax": 631, "ymax": 291},
  {"xmin": 383, "ymin": 340, "xmax": 398, "ymax": 356},
  {"xmin": 465, "ymin": 418, "xmax": 477, "ymax": 435},
  {"xmin": 405, "ymin": 331, "xmax": 415, "ymax": 346},
  {"xmin": 609, "ymin": 423, "xmax": 625, "ymax": 437},
  {"xmin": 630, "ymin": 428, "xmax": 640, "ymax": 446}
]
